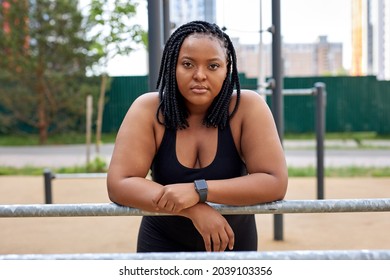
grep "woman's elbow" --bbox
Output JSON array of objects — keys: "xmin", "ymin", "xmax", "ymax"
[
  {"xmin": 107, "ymin": 188, "xmax": 117, "ymax": 204},
  {"xmin": 106, "ymin": 176, "xmax": 121, "ymax": 204},
  {"xmin": 275, "ymin": 171, "xmax": 288, "ymax": 200}
]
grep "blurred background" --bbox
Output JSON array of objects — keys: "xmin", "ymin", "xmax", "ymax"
[
  {"xmin": 1, "ymin": 0, "xmax": 389, "ymax": 175},
  {"xmin": 1, "ymin": 0, "xmax": 389, "ymax": 258}
]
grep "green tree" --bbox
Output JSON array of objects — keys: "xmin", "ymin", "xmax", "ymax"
[
  {"xmin": 0, "ymin": 0, "xmax": 101, "ymax": 144},
  {"xmin": 85, "ymin": 0, "xmax": 147, "ymax": 153}
]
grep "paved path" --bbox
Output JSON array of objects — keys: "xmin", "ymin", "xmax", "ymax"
[
  {"xmin": 285, "ymin": 149, "xmax": 390, "ymax": 167},
  {"xmin": 0, "ymin": 140, "xmax": 390, "ymax": 168}
]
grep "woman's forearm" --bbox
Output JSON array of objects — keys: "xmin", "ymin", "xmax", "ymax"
[
  {"xmin": 206, "ymin": 172, "xmax": 288, "ymax": 206},
  {"xmin": 107, "ymin": 176, "xmax": 167, "ymax": 213}
]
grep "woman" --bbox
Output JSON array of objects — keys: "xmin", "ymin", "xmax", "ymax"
[{"xmin": 107, "ymin": 21, "xmax": 287, "ymax": 252}]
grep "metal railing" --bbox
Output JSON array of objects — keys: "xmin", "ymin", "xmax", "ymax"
[
  {"xmin": 43, "ymin": 169, "xmax": 107, "ymax": 204},
  {"xmin": 1, "ymin": 198, "xmax": 389, "ymax": 260},
  {"xmin": 2, "ymin": 250, "xmax": 390, "ymax": 260},
  {"xmin": 1, "ymin": 198, "xmax": 390, "ymax": 217}
]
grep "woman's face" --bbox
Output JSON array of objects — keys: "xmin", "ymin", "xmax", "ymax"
[{"xmin": 176, "ymin": 34, "xmax": 227, "ymax": 111}]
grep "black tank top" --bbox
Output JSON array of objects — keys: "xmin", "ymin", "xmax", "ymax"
[
  {"xmin": 137, "ymin": 125, "xmax": 258, "ymax": 252},
  {"xmin": 151, "ymin": 124, "xmax": 247, "ymax": 183}
]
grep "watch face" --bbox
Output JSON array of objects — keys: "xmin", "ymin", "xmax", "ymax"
[
  {"xmin": 194, "ymin": 180, "xmax": 208, "ymax": 202},
  {"xmin": 195, "ymin": 180, "xmax": 208, "ymax": 191}
]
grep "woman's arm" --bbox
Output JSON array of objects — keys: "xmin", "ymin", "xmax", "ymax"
[
  {"xmin": 207, "ymin": 90, "xmax": 288, "ymax": 205},
  {"xmin": 107, "ymin": 92, "xmax": 165, "ymax": 211}
]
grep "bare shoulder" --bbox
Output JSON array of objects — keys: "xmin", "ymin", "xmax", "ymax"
[
  {"xmin": 109, "ymin": 92, "xmax": 160, "ymax": 179},
  {"xmin": 114, "ymin": 92, "xmax": 160, "ymax": 156},
  {"xmin": 234, "ymin": 89, "xmax": 270, "ymax": 119},
  {"xmin": 239, "ymin": 89, "xmax": 266, "ymax": 105},
  {"xmin": 122, "ymin": 92, "xmax": 159, "ymax": 122},
  {"xmin": 230, "ymin": 90, "xmax": 273, "ymax": 145},
  {"xmin": 131, "ymin": 91, "xmax": 160, "ymax": 111}
]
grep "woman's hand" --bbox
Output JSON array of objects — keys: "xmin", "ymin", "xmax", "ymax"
[
  {"xmin": 185, "ymin": 203, "xmax": 235, "ymax": 252},
  {"xmin": 152, "ymin": 183, "xmax": 199, "ymax": 213},
  {"xmin": 153, "ymin": 185, "xmax": 234, "ymax": 251}
]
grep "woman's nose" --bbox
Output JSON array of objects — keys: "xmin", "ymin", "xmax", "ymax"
[{"xmin": 193, "ymin": 67, "xmax": 206, "ymax": 81}]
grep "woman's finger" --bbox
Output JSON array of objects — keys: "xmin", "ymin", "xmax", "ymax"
[
  {"xmin": 211, "ymin": 232, "xmax": 221, "ymax": 252},
  {"xmin": 226, "ymin": 225, "xmax": 235, "ymax": 250},
  {"xmin": 218, "ymin": 230, "xmax": 229, "ymax": 252},
  {"xmin": 203, "ymin": 235, "xmax": 212, "ymax": 252}
]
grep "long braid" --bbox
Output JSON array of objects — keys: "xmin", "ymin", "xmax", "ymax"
[{"xmin": 156, "ymin": 21, "xmax": 241, "ymax": 130}]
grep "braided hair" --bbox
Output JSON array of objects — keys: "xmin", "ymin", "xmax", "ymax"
[{"xmin": 156, "ymin": 20, "xmax": 241, "ymax": 130}]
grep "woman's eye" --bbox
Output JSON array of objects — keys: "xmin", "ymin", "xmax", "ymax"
[
  {"xmin": 209, "ymin": 64, "xmax": 220, "ymax": 70},
  {"xmin": 183, "ymin": 61, "xmax": 192, "ymax": 68}
]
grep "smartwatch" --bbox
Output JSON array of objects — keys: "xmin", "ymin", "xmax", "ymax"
[{"xmin": 194, "ymin": 179, "xmax": 208, "ymax": 203}]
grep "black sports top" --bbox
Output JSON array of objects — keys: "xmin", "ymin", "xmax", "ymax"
[{"xmin": 136, "ymin": 125, "xmax": 258, "ymax": 252}]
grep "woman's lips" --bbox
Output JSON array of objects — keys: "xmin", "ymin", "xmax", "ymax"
[{"xmin": 191, "ymin": 86, "xmax": 208, "ymax": 94}]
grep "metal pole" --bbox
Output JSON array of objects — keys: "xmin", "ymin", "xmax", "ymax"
[
  {"xmin": 257, "ymin": 0, "xmax": 265, "ymax": 95},
  {"xmin": 2, "ymin": 250, "xmax": 390, "ymax": 260},
  {"xmin": 162, "ymin": 0, "xmax": 171, "ymax": 44},
  {"xmin": 2, "ymin": 199, "xmax": 390, "ymax": 218},
  {"xmin": 43, "ymin": 169, "xmax": 53, "ymax": 204},
  {"xmin": 315, "ymin": 83, "xmax": 326, "ymax": 199},
  {"xmin": 86, "ymin": 95, "xmax": 93, "ymax": 166},
  {"xmin": 271, "ymin": 0, "xmax": 284, "ymax": 241},
  {"xmin": 147, "ymin": 0, "xmax": 163, "ymax": 91}
]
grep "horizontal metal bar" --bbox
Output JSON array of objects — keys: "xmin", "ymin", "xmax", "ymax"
[
  {"xmin": 1, "ymin": 250, "xmax": 389, "ymax": 260},
  {"xmin": 1, "ymin": 199, "xmax": 390, "ymax": 218},
  {"xmin": 258, "ymin": 88, "xmax": 316, "ymax": 96},
  {"xmin": 54, "ymin": 173, "xmax": 107, "ymax": 179}
]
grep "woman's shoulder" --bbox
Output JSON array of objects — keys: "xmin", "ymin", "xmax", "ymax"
[
  {"xmin": 122, "ymin": 92, "xmax": 160, "ymax": 123},
  {"xmin": 239, "ymin": 89, "xmax": 264, "ymax": 101},
  {"xmin": 132, "ymin": 91, "xmax": 160, "ymax": 107},
  {"xmin": 231, "ymin": 89, "xmax": 272, "ymax": 126},
  {"xmin": 231, "ymin": 89, "xmax": 263, "ymax": 102},
  {"xmin": 232, "ymin": 89, "xmax": 268, "ymax": 112}
]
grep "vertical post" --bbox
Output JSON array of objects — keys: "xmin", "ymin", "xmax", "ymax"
[
  {"xmin": 258, "ymin": 0, "xmax": 265, "ymax": 97},
  {"xmin": 315, "ymin": 83, "xmax": 326, "ymax": 199},
  {"xmin": 271, "ymin": 0, "xmax": 284, "ymax": 241},
  {"xmin": 162, "ymin": 0, "xmax": 171, "ymax": 44},
  {"xmin": 147, "ymin": 0, "xmax": 163, "ymax": 91},
  {"xmin": 43, "ymin": 169, "xmax": 53, "ymax": 204},
  {"xmin": 86, "ymin": 95, "xmax": 93, "ymax": 166}
]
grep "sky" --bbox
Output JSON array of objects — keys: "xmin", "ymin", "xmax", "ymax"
[{"xmin": 106, "ymin": 0, "xmax": 352, "ymax": 76}]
